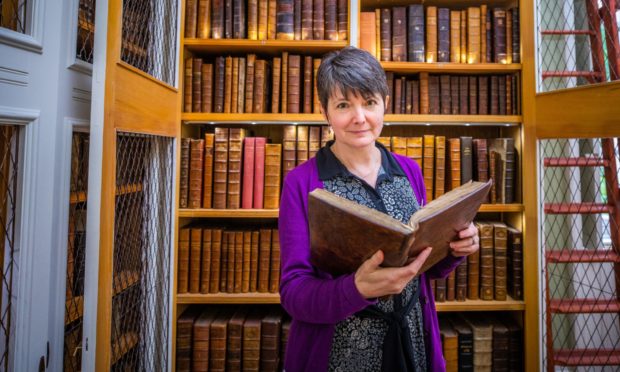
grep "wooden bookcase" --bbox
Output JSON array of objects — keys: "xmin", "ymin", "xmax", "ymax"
[{"xmin": 174, "ymin": 0, "xmax": 536, "ymax": 369}]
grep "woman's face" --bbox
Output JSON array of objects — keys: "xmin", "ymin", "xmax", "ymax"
[{"xmin": 323, "ymin": 89, "xmax": 388, "ymax": 150}]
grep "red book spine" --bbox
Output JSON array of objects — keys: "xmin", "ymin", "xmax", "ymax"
[
  {"xmin": 253, "ymin": 137, "xmax": 267, "ymax": 208},
  {"xmin": 242, "ymin": 137, "xmax": 256, "ymax": 209}
]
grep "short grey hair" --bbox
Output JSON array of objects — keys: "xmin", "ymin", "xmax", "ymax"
[{"xmin": 316, "ymin": 46, "xmax": 389, "ymax": 110}]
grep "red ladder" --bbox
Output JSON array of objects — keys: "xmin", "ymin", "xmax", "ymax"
[{"xmin": 543, "ymin": 138, "xmax": 620, "ymax": 370}]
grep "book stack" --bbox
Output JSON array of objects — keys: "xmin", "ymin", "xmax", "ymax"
[
  {"xmin": 359, "ymin": 5, "xmax": 520, "ymax": 64},
  {"xmin": 178, "ymin": 227, "xmax": 281, "ymax": 294},
  {"xmin": 184, "ymin": 0, "xmax": 348, "ymax": 40}
]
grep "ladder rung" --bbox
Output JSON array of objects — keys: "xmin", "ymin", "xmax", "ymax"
[
  {"xmin": 554, "ymin": 349, "xmax": 620, "ymax": 366},
  {"xmin": 544, "ymin": 203, "xmax": 612, "ymax": 214},
  {"xmin": 544, "ymin": 157, "xmax": 609, "ymax": 167},
  {"xmin": 546, "ymin": 249, "xmax": 620, "ymax": 263},
  {"xmin": 542, "ymin": 71, "xmax": 604, "ymax": 79},
  {"xmin": 549, "ymin": 298, "xmax": 620, "ymax": 313},
  {"xmin": 541, "ymin": 30, "xmax": 595, "ymax": 35}
]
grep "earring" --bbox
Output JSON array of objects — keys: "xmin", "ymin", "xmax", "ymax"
[{"xmin": 327, "ymin": 125, "xmax": 334, "ymax": 139}]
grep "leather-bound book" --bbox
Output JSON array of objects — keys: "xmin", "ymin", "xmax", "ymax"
[
  {"xmin": 498, "ymin": 75, "xmax": 506, "ymax": 115},
  {"xmin": 180, "ymin": 138, "xmax": 190, "ymax": 208},
  {"xmin": 213, "ymin": 127, "xmax": 229, "ymax": 209},
  {"xmin": 446, "ymin": 270, "xmax": 456, "ymax": 301},
  {"xmin": 235, "ymin": 0, "xmax": 247, "ymax": 38},
  {"xmin": 253, "ymin": 137, "xmax": 267, "ymax": 209},
  {"xmin": 225, "ymin": 231, "xmax": 234, "ymax": 292},
  {"xmin": 490, "ymin": 75, "xmax": 499, "ymax": 115},
  {"xmin": 243, "ymin": 312, "xmax": 263, "ymax": 371},
  {"xmin": 227, "ymin": 128, "xmax": 246, "ymax": 209},
  {"xmin": 209, "ymin": 312, "xmax": 230, "ymax": 372},
  {"xmin": 261, "ymin": 310, "xmax": 282, "ymax": 371},
  {"xmin": 269, "ymin": 229, "xmax": 281, "ymax": 292},
  {"xmin": 189, "ymin": 228, "xmax": 202, "ymax": 293},
  {"xmin": 407, "ymin": 5, "xmax": 425, "ymax": 62},
  {"xmin": 377, "ymin": 137, "xmax": 392, "ymax": 151},
  {"xmin": 296, "ymin": 125, "xmax": 309, "ymax": 165},
  {"xmin": 253, "ymin": 59, "xmax": 266, "ymax": 113},
  {"xmin": 460, "ymin": 10, "xmax": 467, "ymax": 63},
  {"xmin": 178, "ymin": 228, "xmax": 190, "ymax": 294},
  {"xmin": 411, "ymin": 80, "xmax": 419, "ymax": 114},
  {"xmin": 449, "ymin": 316, "xmax": 474, "ymax": 371},
  {"xmin": 479, "ymin": 5, "xmax": 487, "ymax": 62},
  {"xmin": 493, "ymin": 9, "xmax": 507, "ymax": 63},
  {"xmin": 423, "ymin": 134, "xmax": 435, "ymax": 200},
  {"xmin": 437, "ymin": 8, "xmax": 450, "ymax": 62},
  {"xmin": 245, "ymin": 54, "xmax": 256, "ymax": 112},
  {"xmin": 186, "ymin": 0, "xmax": 198, "ymax": 38},
  {"xmin": 429, "ymin": 75, "xmax": 440, "ymax": 114},
  {"xmin": 308, "ymin": 180, "xmax": 492, "ymax": 276},
  {"xmin": 489, "ymin": 138, "xmax": 515, "ymax": 203},
  {"xmin": 392, "ymin": 137, "xmax": 407, "ymax": 156},
  {"xmin": 337, "ymin": 0, "xmax": 347, "ymax": 40},
  {"xmin": 493, "ymin": 222, "xmax": 507, "ymax": 300},
  {"xmin": 467, "ymin": 7, "xmax": 481, "ymax": 63},
  {"xmin": 250, "ymin": 230, "xmax": 260, "ymax": 291},
  {"xmin": 211, "ymin": 0, "xmax": 224, "ymax": 38},
  {"xmin": 202, "ymin": 134, "xmax": 215, "ymax": 209},
  {"xmin": 189, "ymin": 139, "xmax": 205, "ymax": 208},
  {"xmin": 450, "ymin": 76, "xmax": 459, "ymax": 114},
  {"xmin": 227, "ymin": 307, "xmax": 249, "ymax": 371},
  {"xmin": 446, "ymin": 138, "xmax": 460, "ymax": 192},
  {"xmin": 507, "ymin": 226, "xmax": 523, "ymax": 300},
  {"xmin": 405, "ymin": 80, "xmax": 413, "ymax": 114},
  {"xmin": 380, "ymin": 8, "xmax": 391, "ymax": 61},
  {"xmin": 504, "ymin": 318, "xmax": 523, "ymax": 372},
  {"xmin": 280, "ymin": 316, "xmax": 292, "ymax": 367},
  {"xmin": 400, "ymin": 76, "xmax": 406, "ymax": 112},
  {"xmin": 459, "ymin": 76, "xmax": 468, "ymax": 114},
  {"xmin": 258, "ymin": 0, "xmax": 268, "ymax": 39},
  {"xmin": 386, "ymin": 71, "xmax": 394, "ymax": 113},
  {"xmin": 281, "ymin": 52, "xmax": 288, "ymax": 113},
  {"xmin": 309, "ymin": 126, "xmax": 321, "ymax": 158},
  {"xmin": 313, "ymin": 0, "xmax": 324, "ymax": 39},
  {"xmin": 214, "ymin": 57, "xmax": 225, "ymax": 112},
  {"xmin": 486, "ymin": 9, "xmax": 493, "ymax": 62},
  {"xmin": 440, "ymin": 75, "xmax": 451, "ymax": 115},
  {"xmin": 506, "ymin": 10, "xmax": 512, "ymax": 63},
  {"xmin": 467, "ymin": 245, "xmax": 480, "ymax": 300},
  {"xmin": 439, "ymin": 317, "xmax": 459, "ymax": 372},
  {"xmin": 209, "ymin": 229, "xmax": 223, "ymax": 293},
  {"xmin": 303, "ymin": 56, "xmax": 313, "ymax": 113},
  {"xmin": 293, "ymin": 0, "xmax": 301, "ymax": 40},
  {"xmin": 234, "ymin": 230, "xmax": 244, "ymax": 292},
  {"xmin": 231, "ymin": 58, "xmax": 239, "ymax": 113},
  {"xmin": 242, "ymin": 231, "xmax": 252, "ymax": 291},
  {"xmin": 435, "ymin": 278, "xmax": 446, "ymax": 302},
  {"xmin": 313, "ymin": 58, "xmax": 321, "ymax": 112},
  {"xmin": 490, "ymin": 318, "xmax": 510, "ymax": 372},
  {"xmin": 177, "ymin": 306, "xmax": 202, "ymax": 371},
  {"xmin": 271, "ymin": 57, "xmax": 281, "ymax": 113},
  {"xmin": 406, "ymin": 137, "xmax": 423, "ymax": 169},
  {"xmin": 425, "ymin": 6, "xmax": 437, "ymax": 62},
  {"xmin": 283, "ymin": 125, "xmax": 297, "ymax": 179},
  {"xmin": 258, "ymin": 229, "xmax": 272, "ymax": 292},
  {"xmin": 200, "ymin": 228, "xmax": 212, "ymax": 293},
  {"xmin": 238, "ymin": 57, "xmax": 246, "ymax": 112},
  {"xmin": 463, "ymin": 315, "xmax": 493, "ymax": 372},
  {"xmin": 248, "ymin": 0, "xmax": 258, "ymax": 39},
  {"xmin": 391, "ymin": 7, "xmax": 406, "ymax": 61},
  {"xmin": 242, "ymin": 138, "xmax": 256, "ymax": 209},
  {"xmin": 201, "ymin": 63, "xmax": 213, "ymax": 113},
  {"xmin": 192, "ymin": 58, "xmax": 203, "ymax": 112},
  {"xmin": 460, "ymin": 136, "xmax": 473, "ymax": 184},
  {"xmin": 301, "ymin": 0, "xmax": 312, "ymax": 39},
  {"xmin": 184, "ymin": 58, "xmax": 193, "ymax": 112},
  {"xmin": 225, "ymin": 0, "xmax": 233, "ymax": 38},
  {"xmin": 268, "ymin": 0, "xmax": 277, "ymax": 39},
  {"xmin": 478, "ymin": 76, "xmax": 488, "ymax": 114},
  {"xmin": 450, "ymin": 10, "xmax": 461, "ymax": 63},
  {"xmin": 394, "ymin": 78, "xmax": 403, "ymax": 114},
  {"xmin": 511, "ymin": 8, "xmax": 520, "ymax": 63},
  {"xmin": 468, "ymin": 76, "xmax": 477, "ymax": 115},
  {"xmin": 325, "ymin": 0, "xmax": 337, "ymax": 40},
  {"xmin": 320, "ymin": 125, "xmax": 333, "ymax": 148},
  {"xmin": 506, "ymin": 75, "xmax": 512, "ymax": 115},
  {"xmin": 477, "ymin": 221, "xmax": 494, "ymax": 300},
  {"xmin": 287, "ymin": 55, "xmax": 301, "ymax": 113},
  {"xmin": 435, "ymin": 136, "xmax": 446, "ymax": 198},
  {"xmin": 472, "ymin": 138, "xmax": 488, "ymax": 188},
  {"xmin": 192, "ymin": 308, "xmax": 219, "ymax": 372},
  {"xmin": 455, "ymin": 259, "xmax": 468, "ymax": 301},
  {"xmin": 264, "ymin": 143, "xmax": 282, "ymax": 209},
  {"xmin": 277, "ymin": 0, "xmax": 294, "ymax": 39}
]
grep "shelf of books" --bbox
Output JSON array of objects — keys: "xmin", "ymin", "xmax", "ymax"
[{"xmin": 176, "ymin": 0, "xmax": 526, "ymax": 369}]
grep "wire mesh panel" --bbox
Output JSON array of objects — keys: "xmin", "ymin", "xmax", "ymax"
[
  {"xmin": 0, "ymin": 0, "xmax": 26, "ymax": 34},
  {"xmin": 110, "ymin": 132, "xmax": 173, "ymax": 371},
  {"xmin": 540, "ymin": 138, "xmax": 620, "ymax": 371},
  {"xmin": 121, "ymin": 0, "xmax": 178, "ymax": 86},
  {"xmin": 64, "ymin": 132, "xmax": 89, "ymax": 372},
  {"xmin": 77, "ymin": 0, "xmax": 96, "ymax": 64},
  {"xmin": 537, "ymin": 0, "xmax": 620, "ymax": 92}
]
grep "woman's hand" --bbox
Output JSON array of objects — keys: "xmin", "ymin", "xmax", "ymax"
[
  {"xmin": 354, "ymin": 247, "xmax": 433, "ymax": 299},
  {"xmin": 450, "ymin": 222, "xmax": 479, "ymax": 257}
]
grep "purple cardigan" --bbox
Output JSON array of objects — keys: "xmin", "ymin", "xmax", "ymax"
[{"xmin": 278, "ymin": 153, "xmax": 464, "ymax": 372}]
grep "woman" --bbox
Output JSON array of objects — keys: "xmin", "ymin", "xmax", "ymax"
[{"xmin": 278, "ymin": 47, "xmax": 479, "ymax": 372}]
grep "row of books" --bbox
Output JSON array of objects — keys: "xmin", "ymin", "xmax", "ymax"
[
  {"xmin": 183, "ymin": 54, "xmax": 322, "ymax": 114},
  {"xmin": 184, "ymin": 0, "xmax": 348, "ymax": 40},
  {"xmin": 385, "ymin": 73, "xmax": 520, "ymax": 115},
  {"xmin": 177, "ymin": 305, "xmax": 289, "ymax": 372},
  {"xmin": 431, "ymin": 222, "xmax": 522, "ymax": 302},
  {"xmin": 439, "ymin": 313, "xmax": 522, "ymax": 372},
  {"xmin": 360, "ymin": 5, "xmax": 520, "ymax": 64},
  {"xmin": 178, "ymin": 227, "xmax": 281, "ymax": 294}
]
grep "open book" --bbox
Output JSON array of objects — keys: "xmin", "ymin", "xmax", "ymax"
[{"xmin": 308, "ymin": 179, "xmax": 492, "ymax": 276}]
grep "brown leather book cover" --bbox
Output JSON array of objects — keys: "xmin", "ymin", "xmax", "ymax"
[
  {"xmin": 468, "ymin": 76, "xmax": 477, "ymax": 114},
  {"xmin": 446, "ymin": 138, "xmax": 460, "ymax": 192},
  {"xmin": 245, "ymin": 54, "xmax": 256, "ymax": 113},
  {"xmin": 211, "ymin": 0, "xmax": 224, "ymax": 38},
  {"xmin": 385, "ymin": 71, "xmax": 394, "ymax": 113},
  {"xmin": 435, "ymin": 278, "xmax": 446, "ymax": 302},
  {"xmin": 320, "ymin": 125, "xmax": 333, "ymax": 148},
  {"xmin": 234, "ymin": 231, "xmax": 244, "ymax": 293},
  {"xmin": 264, "ymin": 144, "xmax": 283, "ymax": 209},
  {"xmin": 258, "ymin": 228, "xmax": 272, "ymax": 292},
  {"xmin": 269, "ymin": 229, "xmax": 280, "ymax": 293},
  {"xmin": 280, "ymin": 316, "xmax": 292, "ymax": 367},
  {"xmin": 308, "ymin": 180, "xmax": 492, "ymax": 276},
  {"xmin": 489, "ymin": 138, "xmax": 515, "ymax": 203},
  {"xmin": 192, "ymin": 58, "xmax": 203, "ymax": 112},
  {"xmin": 223, "ymin": 231, "xmax": 232, "ymax": 292},
  {"xmin": 460, "ymin": 10, "xmax": 467, "ymax": 63},
  {"xmin": 203, "ymin": 133, "xmax": 215, "ymax": 208},
  {"xmin": 238, "ymin": 57, "xmax": 246, "ymax": 112},
  {"xmin": 201, "ymin": 63, "xmax": 213, "ymax": 113},
  {"xmin": 391, "ymin": 137, "xmax": 407, "ymax": 156},
  {"xmin": 411, "ymin": 80, "xmax": 420, "ymax": 114},
  {"xmin": 180, "ymin": 138, "xmax": 190, "ymax": 208},
  {"xmin": 227, "ymin": 128, "xmax": 246, "ymax": 209},
  {"xmin": 234, "ymin": 0, "xmax": 246, "ymax": 38},
  {"xmin": 511, "ymin": 8, "xmax": 520, "ymax": 63},
  {"xmin": 423, "ymin": 134, "xmax": 435, "ymax": 200},
  {"xmin": 459, "ymin": 76, "xmax": 468, "ymax": 114},
  {"xmin": 253, "ymin": 59, "xmax": 266, "ymax": 113},
  {"xmin": 225, "ymin": 0, "xmax": 233, "ymax": 38},
  {"xmin": 407, "ymin": 5, "xmax": 424, "ymax": 62},
  {"xmin": 380, "ymin": 8, "xmax": 391, "ymax": 61},
  {"xmin": 493, "ymin": 9, "xmax": 507, "ymax": 63},
  {"xmin": 177, "ymin": 306, "xmax": 202, "ymax": 371},
  {"xmin": 261, "ymin": 309, "xmax": 282, "ymax": 371},
  {"xmin": 498, "ymin": 73, "xmax": 506, "ymax": 115},
  {"xmin": 308, "ymin": 126, "xmax": 321, "ymax": 158},
  {"xmin": 449, "ymin": 315, "xmax": 474, "ymax": 370},
  {"xmin": 440, "ymin": 75, "xmax": 451, "ymax": 115},
  {"xmin": 394, "ymin": 77, "xmax": 403, "ymax": 114},
  {"xmin": 405, "ymin": 80, "xmax": 413, "ymax": 114},
  {"xmin": 301, "ymin": 0, "xmax": 313, "ymax": 39},
  {"xmin": 377, "ymin": 137, "xmax": 391, "ymax": 151},
  {"xmin": 200, "ymin": 228, "xmax": 212, "ymax": 293},
  {"xmin": 391, "ymin": 7, "xmax": 406, "ymax": 61},
  {"xmin": 420, "ymin": 72, "xmax": 429, "ymax": 114},
  {"xmin": 460, "ymin": 136, "xmax": 473, "ymax": 184},
  {"xmin": 313, "ymin": 0, "xmax": 324, "ymax": 39},
  {"xmin": 504, "ymin": 316, "xmax": 523, "ymax": 371},
  {"xmin": 231, "ymin": 58, "xmax": 239, "ymax": 113},
  {"xmin": 480, "ymin": 5, "xmax": 487, "ymax": 62},
  {"xmin": 242, "ymin": 137, "xmax": 256, "ymax": 209},
  {"xmin": 437, "ymin": 8, "xmax": 450, "ymax": 62},
  {"xmin": 209, "ymin": 229, "xmax": 223, "ymax": 293},
  {"xmin": 294, "ymin": 0, "xmax": 302, "ymax": 40},
  {"xmin": 463, "ymin": 314, "xmax": 493, "ymax": 371},
  {"xmin": 477, "ymin": 221, "xmax": 494, "ymax": 300},
  {"xmin": 449, "ymin": 76, "xmax": 459, "ymax": 115},
  {"xmin": 506, "ymin": 75, "xmax": 512, "ymax": 115},
  {"xmin": 446, "ymin": 270, "xmax": 456, "ymax": 301},
  {"xmin": 434, "ymin": 136, "xmax": 446, "ymax": 198},
  {"xmin": 253, "ymin": 137, "xmax": 267, "ymax": 208},
  {"xmin": 439, "ymin": 317, "xmax": 459, "ymax": 372},
  {"xmin": 192, "ymin": 308, "xmax": 219, "ymax": 371},
  {"xmin": 490, "ymin": 317, "xmax": 510, "ymax": 371},
  {"xmin": 467, "ymin": 7, "xmax": 481, "ymax": 63},
  {"xmin": 325, "ymin": 0, "xmax": 338, "ymax": 40},
  {"xmin": 214, "ymin": 56, "xmax": 225, "ymax": 112},
  {"xmin": 478, "ymin": 76, "xmax": 488, "ymax": 114},
  {"xmin": 178, "ymin": 228, "xmax": 190, "ymax": 294},
  {"xmin": 399, "ymin": 77, "xmax": 406, "ymax": 113},
  {"xmin": 209, "ymin": 312, "xmax": 230, "ymax": 371},
  {"xmin": 281, "ymin": 52, "xmax": 288, "ymax": 113},
  {"xmin": 186, "ymin": 0, "xmax": 198, "ymax": 38},
  {"xmin": 490, "ymin": 75, "xmax": 499, "ymax": 115},
  {"xmin": 467, "ymin": 245, "xmax": 480, "ymax": 300},
  {"xmin": 450, "ymin": 10, "xmax": 460, "ymax": 63},
  {"xmin": 337, "ymin": 0, "xmax": 347, "ymax": 40},
  {"xmin": 287, "ymin": 54, "xmax": 301, "ymax": 113},
  {"xmin": 184, "ymin": 58, "xmax": 193, "ymax": 112},
  {"xmin": 189, "ymin": 228, "xmax": 202, "ymax": 293},
  {"xmin": 258, "ymin": 0, "xmax": 268, "ymax": 40},
  {"xmin": 303, "ymin": 56, "xmax": 313, "ymax": 113},
  {"xmin": 493, "ymin": 222, "xmax": 507, "ymax": 300},
  {"xmin": 226, "ymin": 307, "xmax": 249, "ymax": 371},
  {"xmin": 406, "ymin": 137, "xmax": 423, "ymax": 169},
  {"xmin": 213, "ymin": 127, "xmax": 229, "ymax": 209},
  {"xmin": 243, "ymin": 312, "xmax": 263, "ymax": 371},
  {"xmin": 189, "ymin": 139, "xmax": 205, "ymax": 209},
  {"xmin": 375, "ymin": 10, "xmax": 382, "ymax": 61},
  {"xmin": 242, "ymin": 230, "xmax": 252, "ymax": 292},
  {"xmin": 472, "ymin": 138, "xmax": 488, "ymax": 200},
  {"xmin": 248, "ymin": 0, "xmax": 258, "ymax": 39},
  {"xmin": 455, "ymin": 259, "xmax": 468, "ymax": 301},
  {"xmin": 486, "ymin": 9, "xmax": 493, "ymax": 62},
  {"xmin": 507, "ymin": 226, "xmax": 523, "ymax": 300},
  {"xmin": 268, "ymin": 0, "xmax": 277, "ymax": 39},
  {"xmin": 250, "ymin": 230, "xmax": 260, "ymax": 292},
  {"xmin": 425, "ymin": 6, "xmax": 437, "ymax": 62},
  {"xmin": 271, "ymin": 57, "xmax": 281, "ymax": 113},
  {"xmin": 224, "ymin": 56, "xmax": 233, "ymax": 112},
  {"xmin": 283, "ymin": 125, "xmax": 297, "ymax": 180}
]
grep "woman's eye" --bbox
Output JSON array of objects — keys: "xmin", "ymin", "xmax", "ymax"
[
  {"xmin": 336, "ymin": 103, "xmax": 348, "ymax": 109},
  {"xmin": 366, "ymin": 100, "xmax": 377, "ymax": 106}
]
